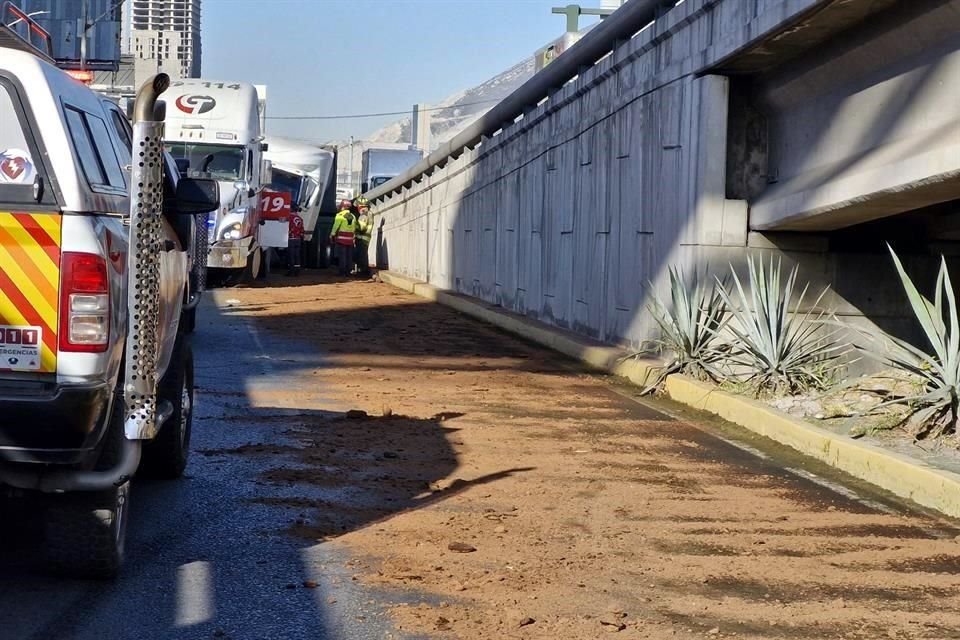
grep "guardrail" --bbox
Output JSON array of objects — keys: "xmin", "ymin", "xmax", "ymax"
[{"xmin": 365, "ymin": 0, "xmax": 679, "ymax": 203}]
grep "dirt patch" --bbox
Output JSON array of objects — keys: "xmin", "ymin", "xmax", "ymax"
[{"xmin": 214, "ymin": 272, "xmax": 960, "ymax": 639}]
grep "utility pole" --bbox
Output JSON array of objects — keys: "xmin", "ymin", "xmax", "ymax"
[
  {"xmin": 80, "ymin": 0, "xmax": 126, "ymax": 71},
  {"xmin": 411, "ymin": 103, "xmax": 431, "ymax": 153},
  {"xmin": 551, "ymin": 3, "xmax": 619, "ymax": 33},
  {"xmin": 348, "ymin": 136, "xmax": 355, "ymax": 195},
  {"xmin": 79, "ymin": 0, "xmax": 88, "ymax": 71}
]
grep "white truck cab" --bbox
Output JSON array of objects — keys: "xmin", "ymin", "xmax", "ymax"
[
  {"xmin": 263, "ymin": 136, "xmax": 338, "ymax": 268},
  {"xmin": 0, "ymin": 13, "xmax": 219, "ymax": 579},
  {"xmin": 162, "ymin": 79, "xmax": 266, "ymax": 281}
]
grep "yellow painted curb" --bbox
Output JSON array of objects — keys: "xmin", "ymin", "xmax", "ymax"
[
  {"xmin": 378, "ymin": 271, "xmax": 960, "ymax": 519},
  {"xmin": 664, "ymin": 376, "xmax": 960, "ymax": 518}
]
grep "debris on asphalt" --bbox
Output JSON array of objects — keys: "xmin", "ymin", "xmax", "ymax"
[
  {"xmin": 600, "ymin": 619, "xmax": 627, "ymax": 632},
  {"xmin": 215, "ymin": 273, "xmax": 960, "ymax": 640}
]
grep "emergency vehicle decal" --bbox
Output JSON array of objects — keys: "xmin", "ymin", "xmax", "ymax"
[{"xmin": 0, "ymin": 213, "xmax": 61, "ymax": 373}]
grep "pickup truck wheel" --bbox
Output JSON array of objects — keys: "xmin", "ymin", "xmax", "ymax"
[
  {"xmin": 45, "ymin": 399, "xmax": 129, "ymax": 579},
  {"xmin": 181, "ymin": 305, "xmax": 197, "ymax": 334},
  {"xmin": 140, "ymin": 336, "xmax": 194, "ymax": 479},
  {"xmin": 44, "ymin": 482, "xmax": 130, "ymax": 580}
]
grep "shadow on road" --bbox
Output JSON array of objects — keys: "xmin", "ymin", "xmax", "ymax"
[
  {"xmin": 0, "ymin": 269, "xmax": 540, "ymax": 640},
  {"xmin": 197, "ymin": 407, "xmax": 533, "ymax": 541}
]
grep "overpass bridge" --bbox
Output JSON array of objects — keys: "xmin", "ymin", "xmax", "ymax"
[{"xmin": 366, "ymin": 0, "xmax": 960, "ymax": 356}]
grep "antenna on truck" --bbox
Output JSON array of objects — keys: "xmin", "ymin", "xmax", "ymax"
[{"xmin": 0, "ymin": 2, "xmax": 54, "ymax": 62}]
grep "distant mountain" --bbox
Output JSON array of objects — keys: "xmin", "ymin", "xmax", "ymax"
[{"xmin": 366, "ymin": 57, "xmax": 536, "ymax": 147}]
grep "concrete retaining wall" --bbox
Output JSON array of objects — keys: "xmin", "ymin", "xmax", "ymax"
[{"xmin": 369, "ymin": 0, "xmax": 954, "ymax": 359}]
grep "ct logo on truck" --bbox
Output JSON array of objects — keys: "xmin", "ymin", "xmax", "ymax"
[{"xmin": 175, "ymin": 95, "xmax": 217, "ymax": 115}]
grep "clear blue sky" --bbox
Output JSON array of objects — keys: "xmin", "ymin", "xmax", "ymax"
[{"xmin": 202, "ymin": 0, "xmax": 603, "ymax": 144}]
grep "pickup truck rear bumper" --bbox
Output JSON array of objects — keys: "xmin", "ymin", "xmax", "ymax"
[{"xmin": 0, "ymin": 381, "xmax": 112, "ymax": 465}]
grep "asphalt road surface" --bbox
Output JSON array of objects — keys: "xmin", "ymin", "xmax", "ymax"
[{"xmin": 0, "ymin": 288, "xmax": 414, "ymax": 640}]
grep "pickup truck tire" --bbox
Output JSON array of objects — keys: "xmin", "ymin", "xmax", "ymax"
[
  {"xmin": 44, "ymin": 399, "xmax": 129, "ymax": 579},
  {"xmin": 140, "ymin": 336, "xmax": 194, "ymax": 479},
  {"xmin": 44, "ymin": 482, "xmax": 130, "ymax": 579},
  {"xmin": 182, "ymin": 305, "xmax": 197, "ymax": 334}
]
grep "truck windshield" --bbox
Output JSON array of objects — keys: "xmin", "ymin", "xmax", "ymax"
[
  {"xmin": 167, "ymin": 142, "xmax": 244, "ymax": 181},
  {"xmin": 271, "ymin": 169, "xmax": 303, "ymax": 203},
  {"xmin": 371, "ymin": 176, "xmax": 392, "ymax": 188},
  {"xmin": 272, "ymin": 169, "xmax": 319, "ymax": 210}
]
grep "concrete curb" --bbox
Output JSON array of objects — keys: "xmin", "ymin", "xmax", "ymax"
[
  {"xmin": 379, "ymin": 271, "xmax": 960, "ymax": 519},
  {"xmin": 664, "ymin": 377, "xmax": 960, "ymax": 518}
]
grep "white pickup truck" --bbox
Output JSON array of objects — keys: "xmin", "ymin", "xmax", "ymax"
[{"xmin": 0, "ymin": 13, "xmax": 219, "ymax": 578}]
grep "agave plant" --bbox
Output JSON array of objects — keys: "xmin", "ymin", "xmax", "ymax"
[
  {"xmin": 715, "ymin": 256, "xmax": 841, "ymax": 395},
  {"xmin": 641, "ymin": 266, "xmax": 728, "ymax": 393},
  {"xmin": 853, "ymin": 247, "xmax": 960, "ymax": 440}
]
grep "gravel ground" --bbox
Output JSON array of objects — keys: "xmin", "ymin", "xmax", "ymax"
[
  {"xmin": 1, "ymin": 271, "xmax": 959, "ymax": 640},
  {"xmin": 208, "ymin": 272, "xmax": 960, "ymax": 640}
]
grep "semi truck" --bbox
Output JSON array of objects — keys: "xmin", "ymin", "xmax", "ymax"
[
  {"xmin": 264, "ymin": 136, "xmax": 338, "ymax": 268},
  {"xmin": 360, "ymin": 148, "xmax": 423, "ymax": 193},
  {"xmin": 0, "ymin": 8, "xmax": 219, "ymax": 577},
  {"xmin": 163, "ymin": 79, "xmax": 268, "ymax": 283}
]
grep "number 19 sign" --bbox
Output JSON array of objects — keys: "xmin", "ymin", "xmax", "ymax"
[
  {"xmin": 259, "ymin": 189, "xmax": 292, "ymax": 221},
  {"xmin": 259, "ymin": 189, "xmax": 293, "ymax": 250}
]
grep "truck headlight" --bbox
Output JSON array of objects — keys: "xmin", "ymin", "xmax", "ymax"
[{"xmin": 220, "ymin": 222, "xmax": 242, "ymax": 241}]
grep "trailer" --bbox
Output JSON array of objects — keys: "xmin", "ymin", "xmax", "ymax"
[{"xmin": 360, "ymin": 148, "xmax": 423, "ymax": 194}]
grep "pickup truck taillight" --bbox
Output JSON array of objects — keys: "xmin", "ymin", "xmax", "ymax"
[{"xmin": 59, "ymin": 252, "xmax": 109, "ymax": 353}]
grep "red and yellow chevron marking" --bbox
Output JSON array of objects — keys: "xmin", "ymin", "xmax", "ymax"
[{"xmin": 0, "ymin": 212, "xmax": 61, "ymax": 373}]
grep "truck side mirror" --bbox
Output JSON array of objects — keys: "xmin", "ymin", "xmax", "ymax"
[
  {"xmin": 361, "ymin": 181, "xmax": 369, "ymax": 193},
  {"xmin": 260, "ymin": 142, "xmax": 269, "ymax": 152},
  {"xmin": 175, "ymin": 178, "xmax": 220, "ymax": 214}
]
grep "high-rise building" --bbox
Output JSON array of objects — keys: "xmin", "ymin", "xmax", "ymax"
[{"xmin": 122, "ymin": 0, "xmax": 201, "ymax": 80}]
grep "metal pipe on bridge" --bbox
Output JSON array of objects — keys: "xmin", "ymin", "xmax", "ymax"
[{"xmin": 365, "ymin": 0, "xmax": 676, "ymax": 203}]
